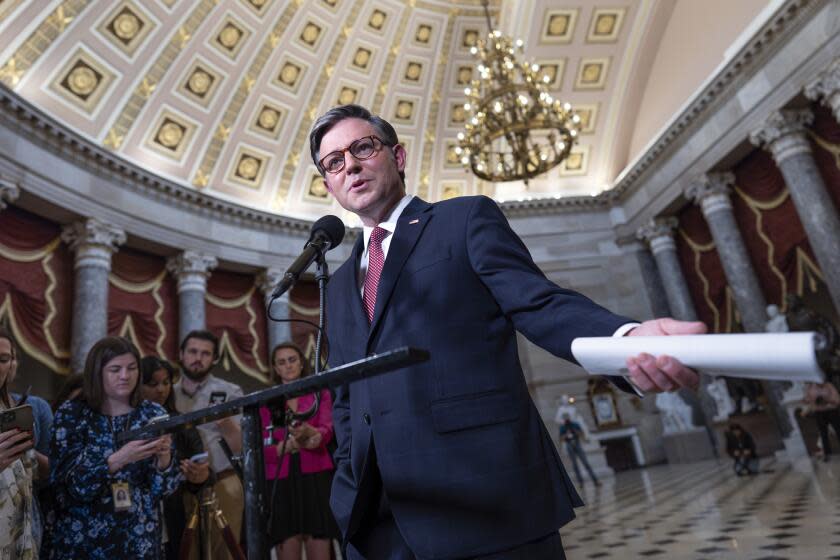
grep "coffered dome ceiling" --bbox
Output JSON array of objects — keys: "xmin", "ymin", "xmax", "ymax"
[{"xmin": 0, "ymin": 0, "xmax": 768, "ymax": 224}]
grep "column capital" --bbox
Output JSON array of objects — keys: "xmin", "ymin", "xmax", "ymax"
[
  {"xmin": 0, "ymin": 177, "xmax": 20, "ymax": 210},
  {"xmin": 636, "ymin": 217, "xmax": 678, "ymax": 255},
  {"xmin": 685, "ymin": 172, "xmax": 735, "ymax": 216},
  {"xmin": 804, "ymin": 58, "xmax": 840, "ymax": 121},
  {"xmin": 61, "ymin": 218, "xmax": 126, "ymax": 270},
  {"xmin": 257, "ymin": 268, "xmax": 289, "ymax": 303},
  {"xmin": 749, "ymin": 109, "xmax": 814, "ymax": 163},
  {"xmin": 166, "ymin": 250, "xmax": 217, "ymax": 293}
]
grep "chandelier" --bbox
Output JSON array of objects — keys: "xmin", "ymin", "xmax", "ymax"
[{"xmin": 457, "ymin": 3, "xmax": 580, "ymax": 184}]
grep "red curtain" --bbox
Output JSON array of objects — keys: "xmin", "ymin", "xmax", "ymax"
[
  {"xmin": 108, "ymin": 248, "xmax": 179, "ymax": 361},
  {"xmin": 0, "ymin": 206, "xmax": 72, "ymax": 372},
  {"xmin": 206, "ymin": 270, "xmax": 270, "ymax": 382}
]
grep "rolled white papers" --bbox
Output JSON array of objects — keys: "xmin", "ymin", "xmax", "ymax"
[{"xmin": 571, "ymin": 332, "xmax": 825, "ymax": 382}]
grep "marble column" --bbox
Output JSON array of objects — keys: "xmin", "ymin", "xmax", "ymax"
[
  {"xmin": 684, "ymin": 173, "xmax": 768, "ymax": 332},
  {"xmin": 750, "ymin": 109, "xmax": 840, "ymax": 313},
  {"xmin": 637, "ymin": 218, "xmax": 718, "ymax": 452},
  {"xmin": 685, "ymin": 173, "xmax": 796, "ymax": 441},
  {"xmin": 258, "ymin": 268, "xmax": 292, "ymax": 356},
  {"xmin": 61, "ymin": 219, "xmax": 126, "ymax": 373},
  {"xmin": 626, "ymin": 241, "xmax": 671, "ymax": 318},
  {"xmin": 166, "ymin": 251, "xmax": 217, "ymax": 345},
  {"xmin": 636, "ymin": 218, "xmax": 697, "ymax": 322},
  {"xmin": 805, "ymin": 58, "xmax": 840, "ymax": 122},
  {"xmin": 0, "ymin": 177, "xmax": 20, "ymax": 210}
]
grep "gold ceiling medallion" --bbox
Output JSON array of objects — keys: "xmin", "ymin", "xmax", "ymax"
[
  {"xmin": 441, "ymin": 181, "xmax": 463, "ymax": 200},
  {"xmin": 213, "ymin": 18, "xmax": 251, "ymax": 59},
  {"xmin": 249, "ymin": 100, "xmax": 286, "ymax": 139},
  {"xmin": 574, "ymin": 57, "xmax": 610, "ymax": 90},
  {"xmin": 449, "ymin": 103, "xmax": 466, "ymax": 125},
  {"xmin": 559, "ymin": 145, "xmax": 589, "ymax": 176},
  {"xmin": 393, "ymin": 98, "xmax": 416, "ymax": 124},
  {"xmin": 572, "ymin": 103, "xmax": 599, "ymax": 134},
  {"xmin": 50, "ymin": 50, "xmax": 116, "ymax": 114},
  {"xmin": 179, "ymin": 60, "xmax": 223, "ymax": 107},
  {"xmin": 414, "ymin": 24, "xmax": 433, "ymax": 45},
  {"xmin": 337, "ymin": 86, "xmax": 359, "ymax": 105},
  {"xmin": 403, "ymin": 61, "xmax": 423, "ymax": 84},
  {"xmin": 145, "ymin": 110, "xmax": 196, "ymax": 160},
  {"xmin": 298, "ymin": 21, "xmax": 324, "ymax": 50},
  {"xmin": 458, "ymin": 2, "xmax": 580, "ymax": 184},
  {"xmin": 351, "ymin": 47, "xmax": 372, "ymax": 72},
  {"xmin": 305, "ymin": 173, "xmax": 331, "ymax": 202},
  {"xmin": 228, "ymin": 147, "xmax": 270, "ymax": 189},
  {"xmin": 98, "ymin": 1, "xmax": 155, "ymax": 57},
  {"xmin": 455, "ymin": 66, "xmax": 472, "ymax": 86},
  {"xmin": 274, "ymin": 58, "xmax": 306, "ymax": 93},
  {"xmin": 587, "ymin": 8, "xmax": 626, "ymax": 44},
  {"xmin": 535, "ymin": 58, "xmax": 566, "ymax": 90},
  {"xmin": 540, "ymin": 9, "xmax": 578, "ymax": 44},
  {"xmin": 368, "ymin": 9, "xmax": 387, "ymax": 31}
]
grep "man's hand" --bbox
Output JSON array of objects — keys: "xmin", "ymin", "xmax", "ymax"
[{"xmin": 626, "ymin": 318, "xmax": 707, "ymax": 393}]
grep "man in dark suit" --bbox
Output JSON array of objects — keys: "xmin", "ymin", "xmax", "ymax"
[{"xmin": 309, "ymin": 105, "xmax": 705, "ymax": 559}]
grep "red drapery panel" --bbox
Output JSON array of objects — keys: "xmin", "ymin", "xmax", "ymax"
[
  {"xmin": 206, "ymin": 270, "xmax": 269, "ymax": 382},
  {"xmin": 0, "ymin": 205, "xmax": 72, "ymax": 372},
  {"xmin": 108, "ymin": 248, "xmax": 178, "ymax": 361},
  {"xmin": 675, "ymin": 205, "xmax": 740, "ymax": 333}
]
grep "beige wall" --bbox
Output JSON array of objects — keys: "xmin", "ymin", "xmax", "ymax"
[{"xmin": 627, "ymin": 0, "xmax": 770, "ymax": 163}]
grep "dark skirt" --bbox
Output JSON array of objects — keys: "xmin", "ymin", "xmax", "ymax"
[{"xmin": 268, "ymin": 453, "xmax": 341, "ymax": 544}]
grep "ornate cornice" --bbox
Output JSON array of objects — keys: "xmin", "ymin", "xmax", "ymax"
[
  {"xmin": 749, "ymin": 109, "xmax": 815, "ymax": 162},
  {"xmin": 685, "ymin": 172, "xmax": 735, "ymax": 216},
  {"xmin": 60, "ymin": 218, "xmax": 126, "ymax": 270},
  {"xmin": 0, "ymin": 176, "xmax": 20, "ymax": 210},
  {"xmin": 166, "ymin": 250, "xmax": 218, "ymax": 293}
]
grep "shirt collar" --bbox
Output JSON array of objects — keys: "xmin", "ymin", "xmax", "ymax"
[
  {"xmin": 178, "ymin": 372, "xmax": 212, "ymax": 397},
  {"xmin": 362, "ymin": 194, "xmax": 414, "ymax": 249}
]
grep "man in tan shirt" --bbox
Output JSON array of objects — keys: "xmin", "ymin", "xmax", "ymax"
[{"xmin": 173, "ymin": 330, "xmax": 244, "ymax": 559}]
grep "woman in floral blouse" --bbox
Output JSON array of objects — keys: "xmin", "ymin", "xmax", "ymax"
[
  {"xmin": 49, "ymin": 337, "xmax": 181, "ymax": 559},
  {"xmin": 0, "ymin": 327, "xmax": 38, "ymax": 559}
]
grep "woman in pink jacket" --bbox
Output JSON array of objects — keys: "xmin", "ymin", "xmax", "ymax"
[{"xmin": 261, "ymin": 342, "xmax": 339, "ymax": 560}]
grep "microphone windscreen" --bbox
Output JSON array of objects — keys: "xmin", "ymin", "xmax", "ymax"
[{"xmin": 310, "ymin": 214, "xmax": 345, "ymax": 247}]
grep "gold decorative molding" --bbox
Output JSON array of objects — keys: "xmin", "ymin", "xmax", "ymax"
[
  {"xmin": 416, "ymin": 12, "xmax": 455, "ymax": 200},
  {"xmin": 0, "ymin": 0, "xmax": 91, "ymax": 88},
  {"xmin": 274, "ymin": 0, "xmax": 364, "ymax": 211},
  {"xmin": 192, "ymin": 0, "xmax": 299, "ymax": 191},
  {"xmin": 48, "ymin": 48, "xmax": 116, "ymax": 115},
  {"xmin": 104, "ymin": 0, "xmax": 215, "ymax": 151}
]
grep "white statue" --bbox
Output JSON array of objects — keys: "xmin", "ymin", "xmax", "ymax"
[
  {"xmin": 766, "ymin": 304, "xmax": 805, "ymax": 402},
  {"xmin": 656, "ymin": 392, "xmax": 696, "ymax": 434},
  {"xmin": 554, "ymin": 394, "xmax": 592, "ymax": 438},
  {"xmin": 706, "ymin": 378, "xmax": 735, "ymax": 421}
]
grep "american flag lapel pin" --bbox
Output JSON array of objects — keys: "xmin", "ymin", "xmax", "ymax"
[{"xmin": 409, "ymin": 219, "xmax": 419, "ymax": 224}]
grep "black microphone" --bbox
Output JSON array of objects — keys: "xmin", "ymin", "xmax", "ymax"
[{"xmin": 271, "ymin": 215, "xmax": 345, "ymax": 298}]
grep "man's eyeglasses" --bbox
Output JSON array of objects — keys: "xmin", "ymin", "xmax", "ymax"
[{"xmin": 319, "ymin": 135, "xmax": 387, "ymax": 175}]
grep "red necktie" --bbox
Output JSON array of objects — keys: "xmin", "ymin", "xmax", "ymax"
[{"xmin": 363, "ymin": 226, "xmax": 390, "ymax": 322}]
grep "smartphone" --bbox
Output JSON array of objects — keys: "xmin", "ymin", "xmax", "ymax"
[
  {"xmin": 0, "ymin": 404, "xmax": 34, "ymax": 434},
  {"xmin": 148, "ymin": 413, "xmax": 170, "ymax": 424},
  {"xmin": 189, "ymin": 452, "xmax": 209, "ymax": 464}
]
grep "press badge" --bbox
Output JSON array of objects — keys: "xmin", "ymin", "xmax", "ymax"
[{"xmin": 111, "ymin": 481, "xmax": 132, "ymax": 512}]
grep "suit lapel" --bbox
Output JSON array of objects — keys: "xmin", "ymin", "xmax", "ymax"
[
  {"xmin": 367, "ymin": 198, "xmax": 432, "ymax": 345},
  {"xmin": 343, "ymin": 235, "xmax": 368, "ymax": 331}
]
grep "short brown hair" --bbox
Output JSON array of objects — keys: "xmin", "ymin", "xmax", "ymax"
[
  {"xmin": 270, "ymin": 342, "xmax": 311, "ymax": 381},
  {"xmin": 180, "ymin": 330, "xmax": 220, "ymax": 359},
  {"xmin": 82, "ymin": 337, "xmax": 142, "ymax": 412}
]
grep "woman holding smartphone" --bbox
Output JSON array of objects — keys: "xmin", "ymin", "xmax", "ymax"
[
  {"xmin": 261, "ymin": 342, "xmax": 340, "ymax": 560},
  {"xmin": 0, "ymin": 327, "xmax": 37, "ymax": 559},
  {"xmin": 49, "ymin": 337, "xmax": 181, "ymax": 559},
  {"xmin": 140, "ymin": 356, "xmax": 211, "ymax": 559}
]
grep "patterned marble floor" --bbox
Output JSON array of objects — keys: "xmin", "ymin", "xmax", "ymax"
[{"xmin": 560, "ymin": 457, "xmax": 840, "ymax": 559}]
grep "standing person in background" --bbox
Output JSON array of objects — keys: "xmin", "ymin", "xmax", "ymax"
[
  {"xmin": 803, "ymin": 381, "xmax": 840, "ymax": 462},
  {"xmin": 140, "ymin": 356, "xmax": 212, "ymax": 559},
  {"xmin": 172, "ymin": 330, "xmax": 244, "ymax": 559},
  {"xmin": 558, "ymin": 413, "xmax": 600, "ymax": 487},
  {"xmin": 261, "ymin": 342, "xmax": 340, "ymax": 560},
  {"xmin": 0, "ymin": 327, "xmax": 38, "ymax": 559},
  {"xmin": 49, "ymin": 336, "xmax": 180, "ymax": 559}
]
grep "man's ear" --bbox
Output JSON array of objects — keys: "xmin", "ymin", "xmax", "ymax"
[{"xmin": 392, "ymin": 143, "xmax": 407, "ymax": 172}]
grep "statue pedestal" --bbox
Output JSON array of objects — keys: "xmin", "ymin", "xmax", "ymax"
[{"xmin": 663, "ymin": 427, "xmax": 715, "ymax": 464}]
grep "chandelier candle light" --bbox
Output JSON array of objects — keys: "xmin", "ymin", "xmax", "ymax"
[{"xmin": 458, "ymin": 4, "xmax": 580, "ymax": 184}]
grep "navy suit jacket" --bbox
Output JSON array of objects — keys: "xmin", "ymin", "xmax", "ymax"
[{"xmin": 326, "ymin": 196, "xmax": 634, "ymax": 559}]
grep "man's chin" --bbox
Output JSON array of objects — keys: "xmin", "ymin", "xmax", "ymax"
[{"xmin": 182, "ymin": 367, "xmax": 211, "ymax": 381}]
